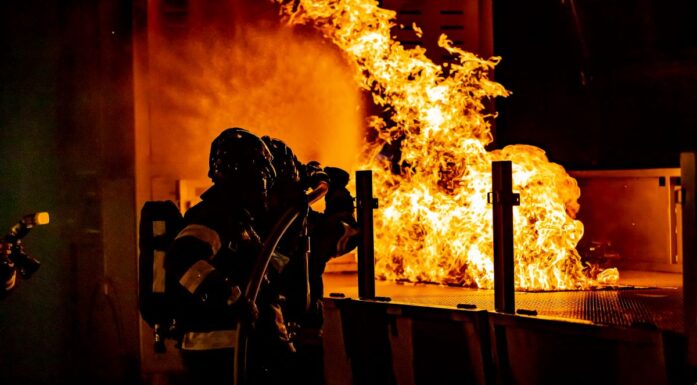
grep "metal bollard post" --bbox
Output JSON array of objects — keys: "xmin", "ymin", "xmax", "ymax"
[
  {"xmin": 681, "ymin": 152, "xmax": 697, "ymax": 369},
  {"xmin": 489, "ymin": 161, "xmax": 519, "ymax": 314},
  {"xmin": 356, "ymin": 170, "xmax": 377, "ymax": 300}
]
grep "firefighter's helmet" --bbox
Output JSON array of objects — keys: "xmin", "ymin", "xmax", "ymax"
[
  {"xmin": 208, "ymin": 128, "xmax": 276, "ymax": 194},
  {"xmin": 261, "ymin": 136, "xmax": 301, "ymax": 185}
]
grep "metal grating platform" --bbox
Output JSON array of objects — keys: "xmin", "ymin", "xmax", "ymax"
[{"xmin": 324, "ymin": 271, "xmax": 684, "ymax": 333}]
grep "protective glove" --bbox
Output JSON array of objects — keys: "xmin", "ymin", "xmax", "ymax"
[
  {"xmin": 302, "ymin": 161, "xmax": 329, "ymax": 189},
  {"xmin": 232, "ymin": 296, "xmax": 260, "ymax": 327},
  {"xmin": 323, "ymin": 167, "xmax": 355, "ymax": 215},
  {"xmin": 195, "ymin": 270, "xmax": 260, "ymax": 325},
  {"xmin": 324, "ymin": 166, "xmax": 350, "ymax": 189}
]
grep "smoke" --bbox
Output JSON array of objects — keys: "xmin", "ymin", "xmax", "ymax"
[{"xmin": 147, "ymin": 4, "xmax": 365, "ymax": 181}]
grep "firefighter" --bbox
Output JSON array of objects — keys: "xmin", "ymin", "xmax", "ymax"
[
  {"xmin": 1, "ymin": 240, "xmax": 16, "ymax": 294},
  {"xmin": 1, "ymin": 213, "xmax": 46, "ymax": 297},
  {"xmin": 295, "ymin": 164, "xmax": 359, "ymax": 385},
  {"xmin": 164, "ymin": 127, "xmax": 279, "ymax": 385},
  {"xmin": 261, "ymin": 135, "xmax": 360, "ymax": 385}
]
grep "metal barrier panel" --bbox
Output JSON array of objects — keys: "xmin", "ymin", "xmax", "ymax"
[
  {"xmin": 488, "ymin": 312, "xmax": 668, "ymax": 385},
  {"xmin": 388, "ymin": 304, "xmax": 491, "ymax": 385},
  {"xmin": 323, "ymin": 298, "xmax": 492, "ymax": 385},
  {"xmin": 322, "ymin": 299, "xmax": 353, "ymax": 385}
]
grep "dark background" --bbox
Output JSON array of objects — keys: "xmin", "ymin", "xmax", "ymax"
[
  {"xmin": 493, "ymin": 0, "xmax": 697, "ymax": 170},
  {"xmin": 1, "ymin": 1, "xmax": 139, "ymax": 384}
]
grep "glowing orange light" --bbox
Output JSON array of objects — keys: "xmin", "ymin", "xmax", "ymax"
[{"xmin": 278, "ymin": 0, "xmax": 618, "ymax": 290}]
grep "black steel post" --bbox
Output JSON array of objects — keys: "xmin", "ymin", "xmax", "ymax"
[
  {"xmin": 681, "ymin": 153, "xmax": 697, "ymax": 368},
  {"xmin": 356, "ymin": 170, "xmax": 376, "ymax": 299},
  {"xmin": 491, "ymin": 161, "xmax": 518, "ymax": 314}
]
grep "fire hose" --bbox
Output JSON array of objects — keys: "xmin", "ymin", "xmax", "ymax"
[{"xmin": 235, "ymin": 180, "xmax": 329, "ymax": 385}]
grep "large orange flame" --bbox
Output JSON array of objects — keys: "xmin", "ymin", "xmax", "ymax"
[{"xmin": 277, "ymin": 0, "xmax": 618, "ymax": 290}]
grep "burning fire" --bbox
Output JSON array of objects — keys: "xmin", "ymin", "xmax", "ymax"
[{"xmin": 277, "ymin": 0, "xmax": 619, "ymax": 290}]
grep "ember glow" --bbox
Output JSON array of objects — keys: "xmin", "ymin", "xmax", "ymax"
[{"xmin": 278, "ymin": 0, "xmax": 619, "ymax": 290}]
